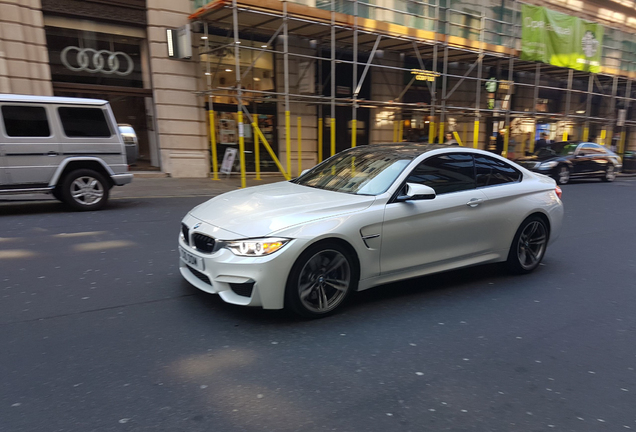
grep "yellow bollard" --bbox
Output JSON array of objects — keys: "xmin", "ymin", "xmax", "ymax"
[
  {"xmin": 209, "ymin": 110, "xmax": 219, "ymax": 180},
  {"xmin": 351, "ymin": 119, "xmax": 357, "ymax": 148},
  {"xmin": 429, "ymin": 121, "xmax": 436, "ymax": 144},
  {"xmin": 297, "ymin": 116, "xmax": 302, "ymax": 176},
  {"xmin": 438, "ymin": 122, "xmax": 445, "ymax": 144},
  {"xmin": 318, "ymin": 118, "xmax": 323, "ymax": 163},
  {"xmin": 237, "ymin": 111, "xmax": 246, "ymax": 189},
  {"xmin": 330, "ymin": 117, "xmax": 336, "ymax": 156},
  {"xmin": 473, "ymin": 120, "xmax": 480, "ymax": 149}
]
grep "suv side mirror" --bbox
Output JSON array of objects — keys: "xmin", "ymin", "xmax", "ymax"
[{"xmin": 397, "ymin": 183, "xmax": 436, "ymax": 201}]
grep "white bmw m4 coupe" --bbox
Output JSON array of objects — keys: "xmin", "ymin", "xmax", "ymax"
[{"xmin": 179, "ymin": 144, "xmax": 563, "ymax": 318}]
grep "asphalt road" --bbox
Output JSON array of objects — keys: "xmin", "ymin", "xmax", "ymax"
[{"xmin": 1, "ymin": 178, "xmax": 636, "ymax": 432}]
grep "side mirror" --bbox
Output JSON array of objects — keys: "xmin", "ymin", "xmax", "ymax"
[{"xmin": 398, "ymin": 183, "xmax": 436, "ymax": 201}]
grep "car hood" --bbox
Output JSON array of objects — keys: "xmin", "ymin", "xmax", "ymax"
[{"xmin": 189, "ymin": 181, "xmax": 376, "ymax": 238}]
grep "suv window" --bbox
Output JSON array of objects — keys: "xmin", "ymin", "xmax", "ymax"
[
  {"xmin": 1, "ymin": 105, "xmax": 50, "ymax": 137},
  {"xmin": 405, "ymin": 153, "xmax": 475, "ymax": 195},
  {"xmin": 475, "ymin": 154, "xmax": 521, "ymax": 187},
  {"xmin": 58, "ymin": 107, "xmax": 112, "ymax": 137},
  {"xmin": 581, "ymin": 143, "xmax": 605, "ymax": 154}
]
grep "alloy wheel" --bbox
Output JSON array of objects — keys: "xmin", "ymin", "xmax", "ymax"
[
  {"xmin": 517, "ymin": 221, "xmax": 547, "ymax": 271},
  {"xmin": 558, "ymin": 166, "xmax": 570, "ymax": 185},
  {"xmin": 297, "ymin": 249, "xmax": 351, "ymax": 314},
  {"xmin": 71, "ymin": 176, "xmax": 104, "ymax": 206}
]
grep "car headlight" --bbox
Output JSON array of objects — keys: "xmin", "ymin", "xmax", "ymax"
[
  {"xmin": 539, "ymin": 161, "xmax": 558, "ymax": 169},
  {"xmin": 224, "ymin": 238, "xmax": 290, "ymax": 257}
]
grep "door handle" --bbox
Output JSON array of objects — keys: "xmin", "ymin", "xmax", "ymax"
[
  {"xmin": 466, "ymin": 198, "xmax": 483, "ymax": 207},
  {"xmin": 47, "ymin": 151, "xmax": 59, "ymax": 156}
]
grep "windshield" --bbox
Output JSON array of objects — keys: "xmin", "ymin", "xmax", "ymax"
[
  {"xmin": 294, "ymin": 149, "xmax": 414, "ymax": 195},
  {"xmin": 534, "ymin": 142, "xmax": 578, "ymax": 157}
]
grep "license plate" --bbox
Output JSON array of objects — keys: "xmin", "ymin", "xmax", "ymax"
[{"xmin": 179, "ymin": 246, "xmax": 205, "ymax": 272}]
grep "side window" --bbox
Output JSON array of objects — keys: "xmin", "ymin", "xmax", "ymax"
[
  {"xmin": 475, "ymin": 154, "xmax": 521, "ymax": 187},
  {"xmin": 58, "ymin": 107, "xmax": 112, "ymax": 138},
  {"xmin": 1, "ymin": 105, "xmax": 50, "ymax": 137},
  {"xmin": 582, "ymin": 144, "xmax": 605, "ymax": 154},
  {"xmin": 405, "ymin": 153, "xmax": 475, "ymax": 195}
]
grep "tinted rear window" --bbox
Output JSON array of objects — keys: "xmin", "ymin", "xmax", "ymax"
[
  {"xmin": 58, "ymin": 107, "xmax": 112, "ymax": 137},
  {"xmin": 406, "ymin": 154, "xmax": 476, "ymax": 195},
  {"xmin": 475, "ymin": 155, "xmax": 521, "ymax": 187},
  {"xmin": 1, "ymin": 105, "xmax": 50, "ymax": 137}
]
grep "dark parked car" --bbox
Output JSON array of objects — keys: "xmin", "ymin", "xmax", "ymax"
[{"xmin": 516, "ymin": 141, "xmax": 622, "ymax": 185}]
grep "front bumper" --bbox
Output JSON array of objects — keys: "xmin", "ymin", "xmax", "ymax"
[{"xmin": 178, "ymin": 222, "xmax": 307, "ymax": 310}]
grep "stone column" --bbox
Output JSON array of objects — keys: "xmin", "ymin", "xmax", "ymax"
[
  {"xmin": 147, "ymin": 0, "xmax": 209, "ymax": 178},
  {"xmin": 0, "ymin": 0, "xmax": 52, "ymax": 95}
]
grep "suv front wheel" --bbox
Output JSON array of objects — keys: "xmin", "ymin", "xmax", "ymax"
[{"xmin": 61, "ymin": 169, "xmax": 110, "ymax": 211}]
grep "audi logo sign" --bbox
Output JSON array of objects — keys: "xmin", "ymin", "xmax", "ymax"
[{"xmin": 60, "ymin": 46, "xmax": 134, "ymax": 76}]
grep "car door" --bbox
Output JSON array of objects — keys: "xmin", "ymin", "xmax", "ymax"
[
  {"xmin": 380, "ymin": 153, "xmax": 490, "ymax": 276},
  {"xmin": 571, "ymin": 143, "xmax": 596, "ymax": 176},
  {"xmin": 0, "ymin": 104, "xmax": 61, "ymax": 186}
]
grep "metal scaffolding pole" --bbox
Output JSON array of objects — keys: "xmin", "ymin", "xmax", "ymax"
[
  {"xmin": 474, "ymin": 6, "xmax": 485, "ymax": 149},
  {"xmin": 429, "ymin": 0, "xmax": 439, "ymax": 143},
  {"xmin": 609, "ymin": 75, "xmax": 619, "ymax": 145},
  {"xmin": 439, "ymin": 45, "xmax": 449, "ymax": 144},
  {"xmin": 619, "ymin": 79, "xmax": 632, "ymax": 155},
  {"xmin": 204, "ymin": 23, "xmax": 219, "ymax": 180},
  {"xmin": 283, "ymin": 0, "xmax": 291, "ymax": 177},
  {"xmin": 232, "ymin": 0, "xmax": 247, "ymax": 188},
  {"xmin": 330, "ymin": 0, "xmax": 336, "ymax": 156},
  {"xmin": 352, "ymin": 0, "xmax": 358, "ymax": 148},
  {"xmin": 503, "ymin": 0, "xmax": 517, "ymax": 157},
  {"xmin": 531, "ymin": 63, "xmax": 540, "ymax": 153},
  {"xmin": 583, "ymin": 73, "xmax": 594, "ymax": 141}
]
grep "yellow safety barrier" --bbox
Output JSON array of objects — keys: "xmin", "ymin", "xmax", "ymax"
[
  {"xmin": 429, "ymin": 121, "xmax": 436, "ymax": 144},
  {"xmin": 209, "ymin": 110, "xmax": 219, "ymax": 180},
  {"xmin": 473, "ymin": 120, "xmax": 480, "ymax": 149},
  {"xmin": 237, "ymin": 111, "xmax": 247, "ymax": 189},
  {"xmin": 600, "ymin": 129, "xmax": 607, "ymax": 145},
  {"xmin": 453, "ymin": 131, "xmax": 463, "ymax": 146},
  {"xmin": 285, "ymin": 110, "xmax": 291, "ymax": 177},
  {"xmin": 252, "ymin": 122, "xmax": 291, "ymax": 181},
  {"xmin": 318, "ymin": 118, "xmax": 323, "ymax": 163},
  {"xmin": 297, "ymin": 116, "xmax": 302, "ymax": 176},
  {"xmin": 438, "ymin": 122, "xmax": 445, "ymax": 144},
  {"xmin": 562, "ymin": 130, "xmax": 568, "ymax": 141},
  {"xmin": 582, "ymin": 126, "xmax": 589, "ymax": 142},
  {"xmin": 252, "ymin": 121, "xmax": 261, "ymax": 180}
]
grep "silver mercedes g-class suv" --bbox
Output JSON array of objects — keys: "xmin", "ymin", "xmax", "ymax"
[{"xmin": 0, "ymin": 94, "xmax": 133, "ymax": 211}]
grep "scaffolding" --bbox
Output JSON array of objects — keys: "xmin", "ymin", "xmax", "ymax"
[{"xmin": 190, "ymin": 0, "xmax": 636, "ymax": 185}]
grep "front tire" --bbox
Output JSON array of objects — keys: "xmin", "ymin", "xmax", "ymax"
[
  {"xmin": 602, "ymin": 164, "xmax": 616, "ymax": 182},
  {"xmin": 556, "ymin": 165, "xmax": 570, "ymax": 185},
  {"xmin": 506, "ymin": 215, "xmax": 549, "ymax": 274},
  {"xmin": 285, "ymin": 242, "xmax": 358, "ymax": 318},
  {"xmin": 61, "ymin": 169, "xmax": 109, "ymax": 211}
]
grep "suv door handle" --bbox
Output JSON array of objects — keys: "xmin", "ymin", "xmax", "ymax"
[
  {"xmin": 47, "ymin": 151, "xmax": 59, "ymax": 156},
  {"xmin": 466, "ymin": 198, "xmax": 483, "ymax": 207}
]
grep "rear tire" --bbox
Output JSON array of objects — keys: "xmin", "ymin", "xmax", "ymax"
[
  {"xmin": 60, "ymin": 169, "xmax": 109, "ymax": 211},
  {"xmin": 506, "ymin": 215, "xmax": 549, "ymax": 274},
  {"xmin": 285, "ymin": 241, "xmax": 358, "ymax": 318}
]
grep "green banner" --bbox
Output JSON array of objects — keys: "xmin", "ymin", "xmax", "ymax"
[{"xmin": 520, "ymin": 5, "xmax": 603, "ymax": 73}]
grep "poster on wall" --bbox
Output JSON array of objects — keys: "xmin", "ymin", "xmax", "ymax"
[
  {"xmin": 217, "ymin": 112, "xmax": 237, "ymax": 145},
  {"xmin": 520, "ymin": 4, "xmax": 603, "ymax": 73}
]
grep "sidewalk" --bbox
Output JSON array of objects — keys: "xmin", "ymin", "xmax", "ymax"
[{"xmin": 110, "ymin": 173, "xmax": 288, "ymax": 199}]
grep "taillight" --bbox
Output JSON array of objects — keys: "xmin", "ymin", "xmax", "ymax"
[{"xmin": 555, "ymin": 186, "xmax": 562, "ymax": 199}]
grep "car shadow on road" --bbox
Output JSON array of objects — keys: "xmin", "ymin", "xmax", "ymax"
[{"xmin": 0, "ymin": 198, "xmax": 143, "ymax": 216}]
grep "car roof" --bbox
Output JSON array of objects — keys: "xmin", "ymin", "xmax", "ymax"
[
  {"xmin": 343, "ymin": 142, "xmax": 461, "ymax": 157},
  {"xmin": 0, "ymin": 94, "xmax": 108, "ymax": 106}
]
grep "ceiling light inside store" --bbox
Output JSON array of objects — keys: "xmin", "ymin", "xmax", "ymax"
[
  {"xmin": 201, "ymin": 36, "xmax": 208, "ymax": 40},
  {"xmin": 205, "ymin": 72, "xmax": 211, "ymax": 75},
  {"xmin": 253, "ymin": 77, "xmax": 261, "ymax": 81},
  {"xmin": 261, "ymin": 45, "xmax": 268, "ymax": 48},
  {"xmin": 225, "ymin": 69, "xmax": 232, "ymax": 72},
  {"xmin": 576, "ymin": 110, "xmax": 585, "ymax": 114}
]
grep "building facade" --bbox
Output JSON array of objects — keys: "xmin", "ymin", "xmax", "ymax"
[{"xmin": 2, "ymin": 0, "xmax": 636, "ymax": 178}]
